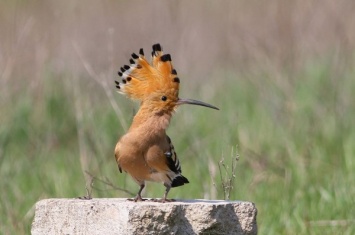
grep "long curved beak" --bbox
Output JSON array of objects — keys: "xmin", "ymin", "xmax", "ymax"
[{"xmin": 177, "ymin": 98, "xmax": 219, "ymax": 110}]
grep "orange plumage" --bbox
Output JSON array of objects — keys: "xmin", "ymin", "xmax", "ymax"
[{"xmin": 114, "ymin": 43, "xmax": 218, "ymax": 202}]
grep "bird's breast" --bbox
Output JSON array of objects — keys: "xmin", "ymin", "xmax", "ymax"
[{"xmin": 115, "ymin": 132, "xmax": 170, "ymax": 182}]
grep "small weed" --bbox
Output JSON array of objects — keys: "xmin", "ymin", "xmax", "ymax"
[{"xmin": 216, "ymin": 147, "xmax": 239, "ymax": 200}]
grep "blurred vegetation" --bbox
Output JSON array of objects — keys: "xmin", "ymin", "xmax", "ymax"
[{"xmin": 1, "ymin": 0, "xmax": 355, "ymax": 234}]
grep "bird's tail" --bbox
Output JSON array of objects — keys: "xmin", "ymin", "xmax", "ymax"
[{"xmin": 171, "ymin": 175, "xmax": 189, "ymax": 188}]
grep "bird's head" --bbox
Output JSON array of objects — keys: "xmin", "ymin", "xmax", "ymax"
[{"xmin": 115, "ymin": 44, "xmax": 218, "ymax": 115}]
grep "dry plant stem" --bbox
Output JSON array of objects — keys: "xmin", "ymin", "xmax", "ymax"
[
  {"xmin": 77, "ymin": 177, "xmax": 94, "ymax": 200},
  {"xmin": 72, "ymin": 41, "xmax": 128, "ymax": 131},
  {"xmin": 218, "ymin": 147, "xmax": 239, "ymax": 200},
  {"xmin": 72, "ymin": 42, "xmax": 130, "ymax": 199},
  {"xmin": 72, "ymin": 76, "xmax": 93, "ymax": 199},
  {"xmin": 218, "ymin": 159, "xmax": 226, "ymax": 200},
  {"xmin": 85, "ymin": 171, "xmax": 135, "ymax": 197},
  {"xmin": 1, "ymin": 17, "xmax": 34, "ymax": 85}
]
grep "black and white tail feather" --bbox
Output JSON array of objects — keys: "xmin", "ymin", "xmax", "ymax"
[{"xmin": 165, "ymin": 136, "xmax": 189, "ymax": 187}]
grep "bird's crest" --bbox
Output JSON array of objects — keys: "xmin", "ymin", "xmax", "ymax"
[{"xmin": 115, "ymin": 44, "xmax": 180, "ymax": 101}]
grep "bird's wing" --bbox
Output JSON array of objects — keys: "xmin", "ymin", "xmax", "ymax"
[
  {"xmin": 114, "ymin": 153, "xmax": 123, "ymax": 173},
  {"xmin": 114, "ymin": 142, "xmax": 123, "ymax": 173},
  {"xmin": 165, "ymin": 136, "xmax": 182, "ymax": 174},
  {"xmin": 144, "ymin": 135, "xmax": 181, "ymax": 174},
  {"xmin": 144, "ymin": 135, "xmax": 188, "ymax": 187}
]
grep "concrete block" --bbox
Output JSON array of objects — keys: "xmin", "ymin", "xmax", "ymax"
[{"xmin": 31, "ymin": 198, "xmax": 257, "ymax": 235}]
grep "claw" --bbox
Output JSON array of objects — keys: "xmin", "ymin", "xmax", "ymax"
[{"xmin": 126, "ymin": 184, "xmax": 146, "ymax": 202}]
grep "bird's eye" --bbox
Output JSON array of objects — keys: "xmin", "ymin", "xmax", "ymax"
[{"xmin": 161, "ymin": 96, "xmax": 167, "ymax": 101}]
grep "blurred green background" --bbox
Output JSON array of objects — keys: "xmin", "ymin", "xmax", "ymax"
[{"xmin": 1, "ymin": 0, "xmax": 355, "ymax": 234}]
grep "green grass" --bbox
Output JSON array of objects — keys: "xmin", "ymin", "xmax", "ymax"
[{"xmin": 1, "ymin": 58, "xmax": 355, "ymax": 234}]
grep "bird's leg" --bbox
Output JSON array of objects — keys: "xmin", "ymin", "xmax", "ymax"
[
  {"xmin": 152, "ymin": 183, "xmax": 175, "ymax": 203},
  {"xmin": 162, "ymin": 184, "xmax": 173, "ymax": 202},
  {"xmin": 128, "ymin": 183, "xmax": 146, "ymax": 202},
  {"xmin": 134, "ymin": 183, "xmax": 145, "ymax": 201}
]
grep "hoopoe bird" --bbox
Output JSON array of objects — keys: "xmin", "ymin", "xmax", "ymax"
[{"xmin": 114, "ymin": 43, "xmax": 218, "ymax": 202}]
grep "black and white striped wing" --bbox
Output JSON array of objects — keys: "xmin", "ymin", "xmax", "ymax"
[{"xmin": 165, "ymin": 136, "xmax": 182, "ymax": 174}]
